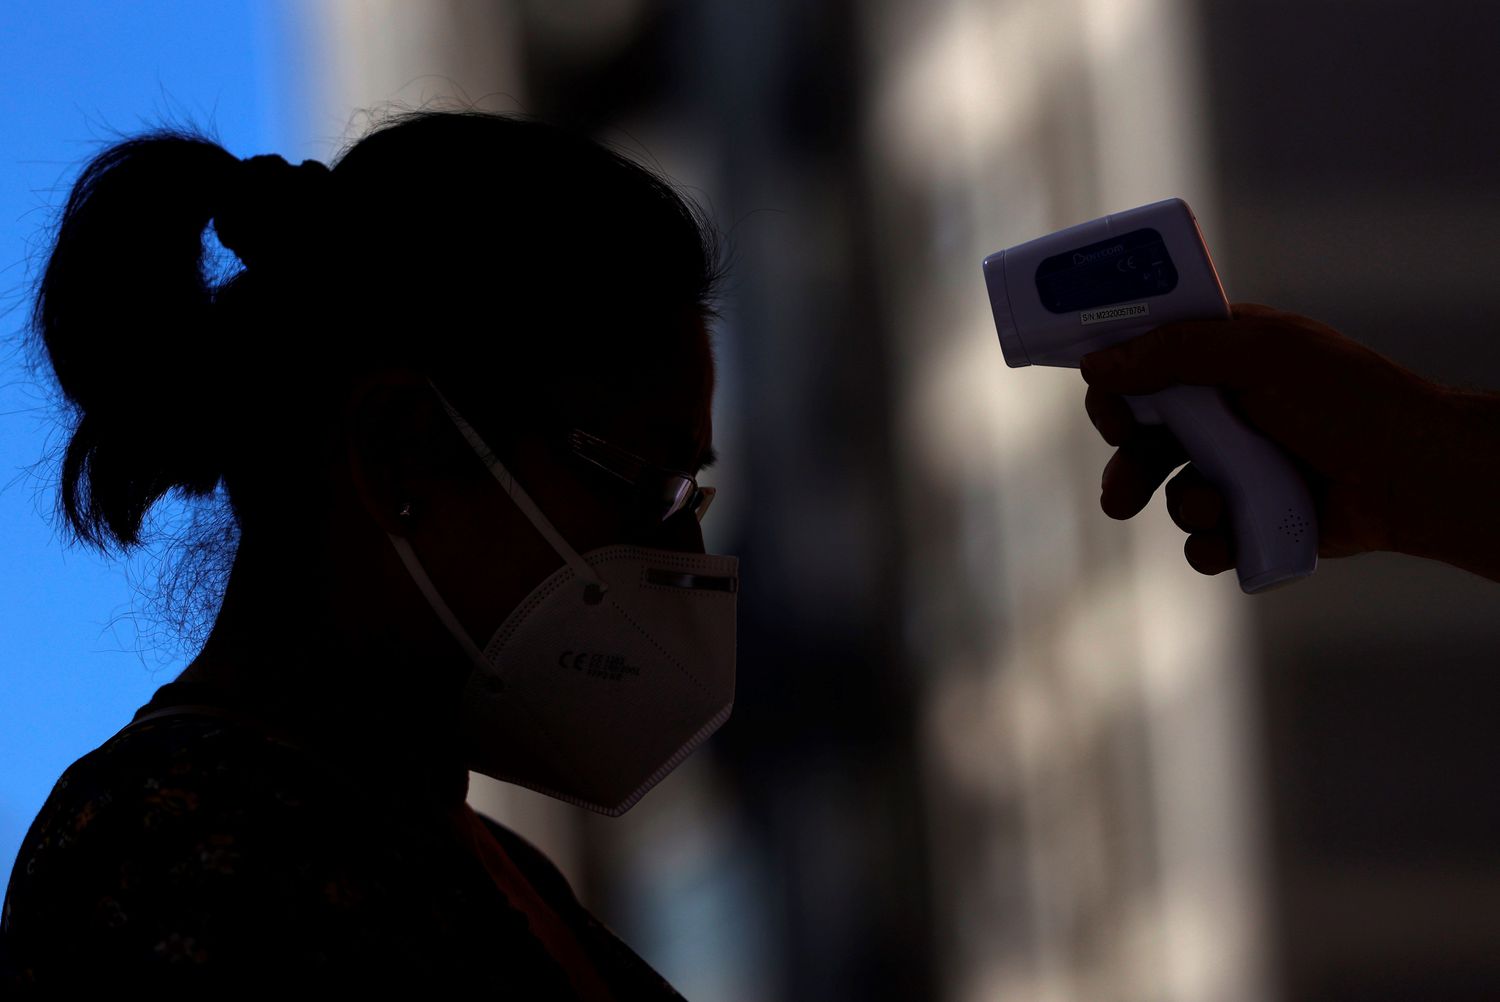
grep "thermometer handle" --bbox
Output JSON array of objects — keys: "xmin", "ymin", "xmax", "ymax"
[{"xmin": 1125, "ymin": 386, "xmax": 1318, "ymax": 593}]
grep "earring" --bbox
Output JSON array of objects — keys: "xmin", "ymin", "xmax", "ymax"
[{"xmin": 397, "ymin": 502, "xmax": 413, "ymax": 519}]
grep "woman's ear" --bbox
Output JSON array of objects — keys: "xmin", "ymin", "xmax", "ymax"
[{"xmin": 343, "ymin": 370, "xmax": 454, "ymax": 537}]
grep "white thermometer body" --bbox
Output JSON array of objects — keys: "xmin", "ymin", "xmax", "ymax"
[{"xmin": 981, "ymin": 197, "xmax": 1317, "ymax": 593}]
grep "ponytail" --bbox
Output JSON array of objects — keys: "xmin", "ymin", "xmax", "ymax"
[{"xmin": 28, "ymin": 130, "xmax": 330, "ymax": 553}]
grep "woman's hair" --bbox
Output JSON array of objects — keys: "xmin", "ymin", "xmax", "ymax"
[{"xmin": 26, "ymin": 109, "xmax": 724, "ymax": 559}]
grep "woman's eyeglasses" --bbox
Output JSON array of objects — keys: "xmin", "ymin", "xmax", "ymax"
[{"xmin": 564, "ymin": 428, "xmax": 716, "ymax": 524}]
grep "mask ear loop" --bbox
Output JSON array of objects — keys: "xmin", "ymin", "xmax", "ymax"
[
  {"xmin": 386, "ymin": 533, "xmax": 494, "ymax": 673},
  {"xmin": 423, "ymin": 378, "xmax": 609, "ymax": 598}
]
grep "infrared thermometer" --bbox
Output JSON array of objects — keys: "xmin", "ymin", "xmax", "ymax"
[{"xmin": 981, "ymin": 198, "xmax": 1317, "ymax": 593}]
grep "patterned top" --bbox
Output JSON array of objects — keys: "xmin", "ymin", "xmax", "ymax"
[{"xmin": 0, "ymin": 680, "xmax": 685, "ymax": 998}]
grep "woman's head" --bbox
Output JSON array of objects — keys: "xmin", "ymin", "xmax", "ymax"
[
  {"xmin": 33, "ymin": 109, "xmax": 721, "ymax": 543},
  {"xmin": 28, "ymin": 109, "xmax": 724, "ymax": 658}
]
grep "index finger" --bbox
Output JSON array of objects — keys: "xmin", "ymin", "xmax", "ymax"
[
  {"xmin": 1084, "ymin": 383, "xmax": 1137, "ymax": 446},
  {"xmin": 1079, "ymin": 315, "xmax": 1274, "ymax": 395}
]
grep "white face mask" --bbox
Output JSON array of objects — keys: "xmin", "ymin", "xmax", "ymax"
[{"xmin": 383, "ymin": 379, "xmax": 738, "ymax": 816}]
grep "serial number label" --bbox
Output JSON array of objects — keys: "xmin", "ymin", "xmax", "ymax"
[{"xmin": 1080, "ymin": 302, "xmax": 1149, "ymax": 325}]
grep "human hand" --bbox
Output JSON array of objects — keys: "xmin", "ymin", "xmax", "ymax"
[{"xmin": 1079, "ymin": 303, "xmax": 1452, "ymax": 577}]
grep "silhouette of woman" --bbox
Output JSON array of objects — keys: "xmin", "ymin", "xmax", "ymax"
[{"xmin": 0, "ymin": 109, "xmax": 736, "ymax": 996}]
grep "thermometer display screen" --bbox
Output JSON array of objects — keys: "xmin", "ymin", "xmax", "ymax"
[{"xmin": 1034, "ymin": 227, "xmax": 1179, "ymax": 314}]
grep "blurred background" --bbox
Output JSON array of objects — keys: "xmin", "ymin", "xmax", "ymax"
[{"xmin": 4, "ymin": 2, "xmax": 1500, "ymax": 1000}]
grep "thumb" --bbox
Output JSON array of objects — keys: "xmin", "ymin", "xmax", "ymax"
[{"xmin": 1079, "ymin": 318, "xmax": 1252, "ymax": 393}]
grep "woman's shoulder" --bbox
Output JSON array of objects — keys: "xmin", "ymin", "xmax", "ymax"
[
  {"xmin": 11, "ymin": 707, "xmax": 348, "ymax": 871},
  {"xmin": 4, "ymin": 711, "xmax": 339, "ymax": 898},
  {"xmin": 0, "ymin": 709, "xmax": 456, "ymax": 990},
  {"xmin": 9, "ymin": 709, "xmax": 329, "ymax": 880}
]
